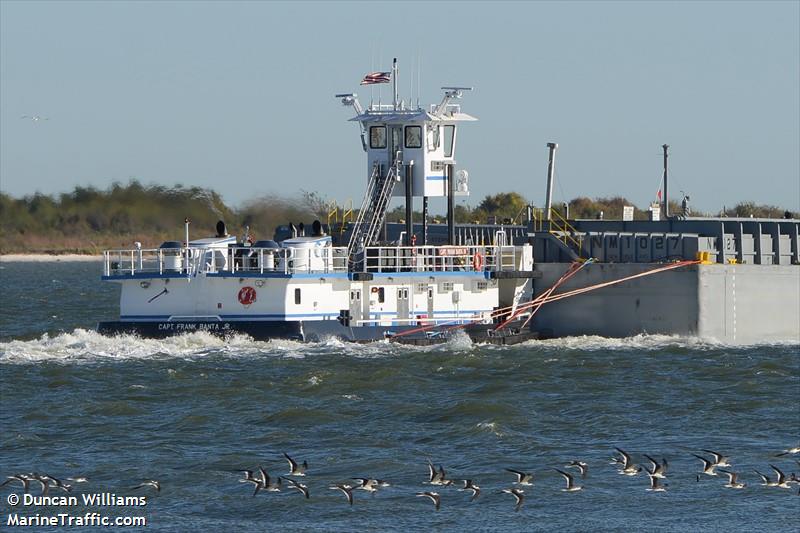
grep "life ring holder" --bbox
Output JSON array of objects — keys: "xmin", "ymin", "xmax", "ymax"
[{"xmin": 472, "ymin": 252, "xmax": 484, "ymax": 271}]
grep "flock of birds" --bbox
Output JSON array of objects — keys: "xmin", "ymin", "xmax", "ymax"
[
  {"xmin": 0, "ymin": 473, "xmax": 159, "ymax": 495},
  {"xmin": 236, "ymin": 447, "xmax": 800, "ymax": 512},
  {"xmin": 4, "ymin": 446, "xmax": 799, "ymax": 512}
]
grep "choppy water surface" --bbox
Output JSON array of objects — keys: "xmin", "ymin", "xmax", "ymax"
[{"xmin": 1, "ymin": 262, "xmax": 798, "ymax": 531}]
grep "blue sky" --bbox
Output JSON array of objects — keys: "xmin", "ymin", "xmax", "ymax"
[{"xmin": 1, "ymin": 0, "xmax": 798, "ymax": 214}]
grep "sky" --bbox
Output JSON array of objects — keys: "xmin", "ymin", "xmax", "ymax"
[{"xmin": 1, "ymin": 0, "xmax": 798, "ymax": 215}]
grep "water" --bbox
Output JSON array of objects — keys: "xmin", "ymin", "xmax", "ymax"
[{"xmin": 1, "ymin": 261, "xmax": 798, "ymax": 531}]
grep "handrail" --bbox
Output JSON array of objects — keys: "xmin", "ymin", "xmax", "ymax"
[
  {"xmin": 341, "ymin": 199, "xmax": 353, "ymax": 236},
  {"xmin": 548, "ymin": 207, "xmax": 583, "ymax": 254},
  {"xmin": 361, "ymin": 244, "xmax": 520, "ymax": 274},
  {"xmin": 103, "ymin": 245, "xmax": 349, "ymax": 277},
  {"xmin": 347, "ymin": 163, "xmax": 382, "ymax": 255}
]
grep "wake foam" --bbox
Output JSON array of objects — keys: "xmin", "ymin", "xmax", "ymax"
[{"xmin": 1, "ymin": 328, "xmax": 795, "ymax": 364}]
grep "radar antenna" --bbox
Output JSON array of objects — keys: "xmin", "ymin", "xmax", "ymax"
[
  {"xmin": 335, "ymin": 93, "xmax": 367, "ymax": 151},
  {"xmin": 433, "ymin": 87, "xmax": 473, "ymax": 116}
]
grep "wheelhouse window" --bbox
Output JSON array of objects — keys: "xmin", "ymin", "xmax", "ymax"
[
  {"xmin": 405, "ymin": 126, "xmax": 422, "ymax": 148},
  {"xmin": 443, "ymin": 125, "xmax": 455, "ymax": 157},
  {"xmin": 370, "ymin": 126, "xmax": 387, "ymax": 149}
]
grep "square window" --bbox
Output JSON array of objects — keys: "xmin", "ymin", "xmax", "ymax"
[
  {"xmin": 405, "ymin": 126, "xmax": 422, "ymax": 148},
  {"xmin": 370, "ymin": 126, "xmax": 387, "ymax": 149}
]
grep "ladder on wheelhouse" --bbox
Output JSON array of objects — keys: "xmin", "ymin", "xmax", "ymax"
[{"xmin": 347, "ymin": 162, "xmax": 399, "ymax": 267}]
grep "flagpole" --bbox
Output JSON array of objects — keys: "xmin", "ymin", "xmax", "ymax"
[{"xmin": 392, "ymin": 57, "xmax": 398, "ymax": 111}]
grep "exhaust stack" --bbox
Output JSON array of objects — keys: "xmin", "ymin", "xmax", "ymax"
[{"xmin": 545, "ymin": 142, "xmax": 558, "ymax": 221}]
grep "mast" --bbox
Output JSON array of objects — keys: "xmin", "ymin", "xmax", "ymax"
[
  {"xmin": 662, "ymin": 144, "xmax": 669, "ymax": 218},
  {"xmin": 392, "ymin": 58, "xmax": 398, "ymax": 111}
]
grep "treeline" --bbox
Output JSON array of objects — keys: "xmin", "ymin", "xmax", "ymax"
[{"xmin": 0, "ymin": 182, "xmax": 794, "ymax": 254}]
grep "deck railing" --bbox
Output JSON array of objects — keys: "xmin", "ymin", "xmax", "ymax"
[
  {"xmin": 362, "ymin": 245, "xmax": 523, "ymax": 274},
  {"xmin": 104, "ymin": 244, "xmax": 529, "ymax": 277},
  {"xmin": 103, "ymin": 246, "xmax": 349, "ymax": 277}
]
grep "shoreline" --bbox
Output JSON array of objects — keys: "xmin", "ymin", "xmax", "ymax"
[{"xmin": 0, "ymin": 254, "xmax": 103, "ymax": 262}]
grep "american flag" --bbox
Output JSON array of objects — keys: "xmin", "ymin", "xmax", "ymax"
[{"xmin": 360, "ymin": 71, "xmax": 391, "ymax": 85}]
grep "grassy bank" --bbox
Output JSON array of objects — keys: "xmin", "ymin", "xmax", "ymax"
[{"xmin": 1, "ymin": 181, "xmax": 793, "ymax": 254}]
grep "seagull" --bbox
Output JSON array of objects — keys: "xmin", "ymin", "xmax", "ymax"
[
  {"xmin": 352, "ymin": 478, "xmax": 379, "ymax": 493},
  {"xmin": 427, "ymin": 461, "xmax": 451, "ymax": 486},
  {"xmin": 643, "ymin": 454, "xmax": 668, "ymax": 479},
  {"xmin": 31, "ymin": 474, "xmax": 50, "ymax": 495},
  {"xmin": 20, "ymin": 115, "xmax": 49, "ymax": 122},
  {"xmin": 284, "ymin": 453, "xmax": 307, "ymax": 476},
  {"xmin": 718, "ymin": 470, "xmax": 746, "ymax": 489},
  {"xmin": 775, "ymin": 444, "xmax": 800, "ymax": 457},
  {"xmin": 42, "ymin": 475, "xmax": 72, "ymax": 493},
  {"xmin": 501, "ymin": 488, "xmax": 525, "ymax": 511},
  {"xmin": 754, "ymin": 470, "xmax": 778, "ymax": 487},
  {"xmin": 131, "ymin": 480, "xmax": 160, "ymax": 492},
  {"xmin": 459, "ymin": 479, "xmax": 481, "ymax": 501},
  {"xmin": 554, "ymin": 469, "xmax": 583, "ymax": 492},
  {"xmin": 646, "ymin": 472, "xmax": 667, "ymax": 492},
  {"xmin": 505, "ymin": 468, "xmax": 534, "ymax": 485},
  {"xmin": 417, "ymin": 491, "xmax": 441, "ymax": 511},
  {"xmin": 614, "ymin": 448, "xmax": 641, "ymax": 476},
  {"xmin": 284, "ymin": 477, "xmax": 309, "ymax": 499},
  {"xmin": 692, "ymin": 454, "xmax": 717, "ymax": 480},
  {"xmin": 330, "ymin": 484, "xmax": 354, "ymax": 505},
  {"xmin": 701, "ymin": 449, "xmax": 731, "ymax": 467},
  {"xmin": 239, "ymin": 470, "xmax": 264, "ymax": 496},
  {"xmin": 769, "ymin": 464, "xmax": 792, "ymax": 489},
  {"xmin": 237, "ymin": 469, "xmax": 258, "ymax": 483},
  {"xmin": 1, "ymin": 475, "xmax": 29, "ymax": 493},
  {"xmin": 565, "ymin": 461, "xmax": 589, "ymax": 478}
]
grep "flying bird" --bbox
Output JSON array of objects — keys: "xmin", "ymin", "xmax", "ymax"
[
  {"xmin": 131, "ymin": 480, "xmax": 160, "ymax": 493},
  {"xmin": 719, "ymin": 470, "xmax": 746, "ymax": 489},
  {"xmin": 501, "ymin": 487, "xmax": 525, "ymax": 511},
  {"xmin": 565, "ymin": 460, "xmax": 589, "ymax": 478},
  {"xmin": 330, "ymin": 484, "xmax": 354, "ymax": 505},
  {"xmin": 284, "ymin": 477, "xmax": 309, "ymax": 499},
  {"xmin": 554, "ymin": 469, "xmax": 583, "ymax": 492},
  {"xmin": 459, "ymin": 479, "xmax": 481, "ymax": 501},
  {"xmin": 417, "ymin": 491, "xmax": 441, "ymax": 511},
  {"xmin": 700, "ymin": 449, "xmax": 731, "ymax": 467},
  {"xmin": 284, "ymin": 453, "xmax": 308, "ymax": 476},
  {"xmin": 505, "ymin": 468, "xmax": 534, "ymax": 485}
]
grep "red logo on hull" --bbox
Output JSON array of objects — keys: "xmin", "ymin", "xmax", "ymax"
[{"xmin": 238, "ymin": 286, "xmax": 257, "ymax": 306}]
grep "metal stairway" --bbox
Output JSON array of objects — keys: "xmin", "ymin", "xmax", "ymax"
[{"xmin": 347, "ymin": 162, "xmax": 399, "ymax": 266}]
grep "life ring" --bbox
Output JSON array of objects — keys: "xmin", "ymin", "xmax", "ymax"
[
  {"xmin": 472, "ymin": 252, "xmax": 484, "ymax": 271},
  {"xmin": 238, "ymin": 286, "xmax": 257, "ymax": 306}
]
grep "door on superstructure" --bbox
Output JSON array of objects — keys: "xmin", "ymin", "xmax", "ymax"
[
  {"xmin": 349, "ymin": 288, "xmax": 362, "ymax": 326},
  {"xmin": 389, "ymin": 125, "xmax": 403, "ymax": 164},
  {"xmin": 397, "ymin": 287, "xmax": 409, "ymax": 325},
  {"xmin": 427, "ymin": 285, "xmax": 434, "ymax": 325}
]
